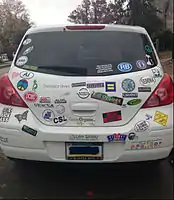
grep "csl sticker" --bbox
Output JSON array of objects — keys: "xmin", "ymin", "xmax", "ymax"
[
  {"xmin": 127, "ymin": 99, "xmax": 141, "ymax": 106},
  {"xmin": 122, "ymin": 79, "xmax": 135, "ymax": 92},
  {"xmin": 23, "ymin": 38, "xmax": 32, "ymax": 46},
  {"xmin": 122, "ymin": 93, "xmax": 138, "ymax": 98},
  {"xmin": 42, "ymin": 110, "xmax": 55, "ymax": 122},
  {"xmin": 0, "ymin": 107, "xmax": 13, "ymax": 123},
  {"xmin": 17, "ymin": 79, "xmax": 28, "ymax": 91},
  {"xmin": 15, "ymin": 110, "xmax": 29, "ymax": 123},
  {"xmin": 91, "ymin": 92, "xmax": 123, "ymax": 106},
  {"xmin": 53, "ymin": 116, "xmax": 67, "ymax": 125},
  {"xmin": 105, "ymin": 82, "xmax": 116, "ymax": 92},
  {"xmin": 103, "ymin": 110, "xmax": 122, "ymax": 123},
  {"xmin": 134, "ymin": 121, "xmax": 149, "ymax": 132},
  {"xmin": 72, "ymin": 82, "xmax": 86, "ymax": 87},
  {"xmin": 87, "ymin": 83, "xmax": 104, "ymax": 88},
  {"xmin": 140, "ymin": 77, "xmax": 156, "ymax": 86},
  {"xmin": 20, "ymin": 71, "xmax": 34, "ymax": 79},
  {"xmin": 107, "ymin": 133, "xmax": 127, "ymax": 143},
  {"xmin": 24, "ymin": 92, "xmax": 38, "ymax": 102},
  {"xmin": 138, "ymin": 87, "xmax": 151, "ymax": 92},
  {"xmin": 22, "ymin": 125, "xmax": 37, "ymax": 136},
  {"xmin": 16, "ymin": 56, "xmax": 28, "ymax": 66},
  {"xmin": 96, "ymin": 64, "xmax": 113, "ymax": 74},
  {"xmin": 136, "ymin": 60, "xmax": 147, "ymax": 70},
  {"xmin": 154, "ymin": 111, "xmax": 168, "ymax": 126},
  {"xmin": 117, "ymin": 62, "xmax": 132, "ymax": 73}
]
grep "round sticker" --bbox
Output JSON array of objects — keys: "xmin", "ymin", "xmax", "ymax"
[
  {"xmin": 23, "ymin": 46, "xmax": 34, "ymax": 55},
  {"xmin": 42, "ymin": 110, "xmax": 55, "ymax": 122},
  {"xmin": 145, "ymin": 45, "xmax": 153, "ymax": 53},
  {"xmin": 136, "ymin": 60, "xmax": 147, "ymax": 70},
  {"xmin": 122, "ymin": 79, "xmax": 135, "ymax": 92},
  {"xmin": 77, "ymin": 88, "xmax": 90, "ymax": 99},
  {"xmin": 17, "ymin": 79, "xmax": 28, "ymax": 91},
  {"xmin": 117, "ymin": 62, "xmax": 132, "ymax": 73},
  {"xmin": 16, "ymin": 56, "xmax": 28, "ymax": 66},
  {"xmin": 23, "ymin": 38, "xmax": 32, "ymax": 46},
  {"xmin": 56, "ymin": 105, "xmax": 65, "ymax": 114}
]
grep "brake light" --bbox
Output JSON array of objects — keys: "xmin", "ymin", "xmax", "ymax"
[
  {"xmin": 142, "ymin": 74, "xmax": 174, "ymax": 108},
  {"xmin": 0, "ymin": 75, "xmax": 28, "ymax": 108},
  {"xmin": 66, "ymin": 25, "xmax": 105, "ymax": 30}
]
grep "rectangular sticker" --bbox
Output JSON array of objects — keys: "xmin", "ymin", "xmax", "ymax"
[
  {"xmin": 154, "ymin": 111, "xmax": 168, "ymax": 126},
  {"xmin": 122, "ymin": 93, "xmax": 138, "ymax": 98},
  {"xmin": 66, "ymin": 142, "xmax": 103, "ymax": 160},
  {"xmin": 96, "ymin": 64, "xmax": 113, "ymax": 74},
  {"xmin": 105, "ymin": 82, "xmax": 116, "ymax": 92},
  {"xmin": 91, "ymin": 92, "xmax": 123, "ymax": 106},
  {"xmin": 87, "ymin": 83, "xmax": 104, "ymax": 88},
  {"xmin": 103, "ymin": 110, "xmax": 122, "ymax": 123},
  {"xmin": 72, "ymin": 82, "xmax": 86, "ymax": 87},
  {"xmin": 138, "ymin": 87, "xmax": 151, "ymax": 92}
]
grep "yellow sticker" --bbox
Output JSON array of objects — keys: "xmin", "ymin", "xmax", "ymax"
[{"xmin": 154, "ymin": 111, "xmax": 168, "ymax": 126}]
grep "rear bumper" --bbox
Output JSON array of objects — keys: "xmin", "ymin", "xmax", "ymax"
[
  {"xmin": 0, "ymin": 104, "xmax": 173, "ymax": 163},
  {"xmin": 0, "ymin": 144, "xmax": 173, "ymax": 163}
]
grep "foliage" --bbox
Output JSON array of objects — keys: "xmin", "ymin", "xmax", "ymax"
[{"xmin": 0, "ymin": 0, "xmax": 32, "ymax": 59}]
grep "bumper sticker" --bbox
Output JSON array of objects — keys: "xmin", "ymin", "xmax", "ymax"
[
  {"xmin": 0, "ymin": 107, "xmax": 12, "ymax": 123},
  {"xmin": 107, "ymin": 133, "xmax": 127, "ymax": 142},
  {"xmin": 154, "ymin": 111, "xmax": 168, "ymax": 126},
  {"xmin": 103, "ymin": 110, "xmax": 122, "ymax": 123},
  {"xmin": 15, "ymin": 110, "xmax": 29, "ymax": 123}
]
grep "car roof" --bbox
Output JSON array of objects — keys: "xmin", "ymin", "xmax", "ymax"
[{"xmin": 26, "ymin": 24, "xmax": 147, "ymax": 35}]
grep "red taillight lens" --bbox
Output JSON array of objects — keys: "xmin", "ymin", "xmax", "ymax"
[
  {"xmin": 66, "ymin": 25, "xmax": 105, "ymax": 30},
  {"xmin": 142, "ymin": 74, "xmax": 174, "ymax": 108},
  {"xmin": 0, "ymin": 75, "xmax": 28, "ymax": 108}
]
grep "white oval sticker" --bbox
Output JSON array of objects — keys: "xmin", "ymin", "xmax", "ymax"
[
  {"xmin": 20, "ymin": 71, "xmax": 34, "ymax": 79},
  {"xmin": 23, "ymin": 38, "xmax": 32, "ymax": 46},
  {"xmin": 16, "ymin": 56, "xmax": 28, "ymax": 66},
  {"xmin": 140, "ymin": 76, "xmax": 156, "ymax": 86},
  {"xmin": 23, "ymin": 46, "xmax": 34, "ymax": 55}
]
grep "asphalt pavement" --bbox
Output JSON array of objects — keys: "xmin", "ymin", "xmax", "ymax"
[{"xmin": 0, "ymin": 66, "xmax": 173, "ymax": 199}]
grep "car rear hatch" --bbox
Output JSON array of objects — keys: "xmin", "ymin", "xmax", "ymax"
[{"xmin": 9, "ymin": 25, "xmax": 163, "ymax": 127}]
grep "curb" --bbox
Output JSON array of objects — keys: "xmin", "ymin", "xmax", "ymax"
[{"xmin": 0, "ymin": 62, "xmax": 11, "ymax": 69}]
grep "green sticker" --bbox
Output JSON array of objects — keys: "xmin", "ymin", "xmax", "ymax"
[
  {"xmin": 32, "ymin": 80, "xmax": 38, "ymax": 91},
  {"xmin": 127, "ymin": 99, "xmax": 141, "ymax": 106},
  {"xmin": 23, "ymin": 65, "xmax": 38, "ymax": 71},
  {"xmin": 145, "ymin": 45, "xmax": 153, "ymax": 53}
]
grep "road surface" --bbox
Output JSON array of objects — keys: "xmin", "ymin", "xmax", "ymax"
[{"xmin": 0, "ymin": 67, "xmax": 173, "ymax": 199}]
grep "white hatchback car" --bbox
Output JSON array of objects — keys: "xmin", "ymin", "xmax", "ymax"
[{"xmin": 0, "ymin": 24, "xmax": 173, "ymax": 163}]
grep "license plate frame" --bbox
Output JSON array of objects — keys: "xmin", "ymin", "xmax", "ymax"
[{"xmin": 65, "ymin": 142, "xmax": 103, "ymax": 160}]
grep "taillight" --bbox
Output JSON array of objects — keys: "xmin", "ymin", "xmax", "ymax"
[
  {"xmin": 142, "ymin": 74, "xmax": 174, "ymax": 108},
  {"xmin": 66, "ymin": 25, "xmax": 105, "ymax": 30},
  {"xmin": 0, "ymin": 75, "xmax": 28, "ymax": 108}
]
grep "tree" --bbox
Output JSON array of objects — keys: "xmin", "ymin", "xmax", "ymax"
[
  {"xmin": 126, "ymin": 0, "xmax": 163, "ymax": 36},
  {"xmin": 68, "ymin": 0, "xmax": 126, "ymax": 24},
  {"xmin": 0, "ymin": 0, "xmax": 33, "ymax": 59}
]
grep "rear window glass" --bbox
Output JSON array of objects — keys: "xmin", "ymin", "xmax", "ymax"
[{"xmin": 15, "ymin": 31, "xmax": 158, "ymax": 76}]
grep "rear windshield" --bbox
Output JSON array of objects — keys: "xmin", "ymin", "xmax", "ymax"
[{"xmin": 15, "ymin": 31, "xmax": 158, "ymax": 76}]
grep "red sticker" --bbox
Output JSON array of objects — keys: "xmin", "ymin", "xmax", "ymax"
[
  {"xmin": 103, "ymin": 110, "xmax": 122, "ymax": 123},
  {"xmin": 24, "ymin": 92, "xmax": 38, "ymax": 102}
]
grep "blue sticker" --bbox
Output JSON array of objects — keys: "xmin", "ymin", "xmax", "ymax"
[
  {"xmin": 136, "ymin": 60, "xmax": 147, "ymax": 70},
  {"xmin": 17, "ymin": 79, "xmax": 28, "ymax": 91},
  {"xmin": 107, "ymin": 133, "xmax": 127, "ymax": 143},
  {"xmin": 117, "ymin": 62, "xmax": 132, "ymax": 72},
  {"xmin": 122, "ymin": 79, "xmax": 135, "ymax": 92},
  {"xmin": 105, "ymin": 82, "xmax": 116, "ymax": 92},
  {"xmin": 42, "ymin": 109, "xmax": 55, "ymax": 122}
]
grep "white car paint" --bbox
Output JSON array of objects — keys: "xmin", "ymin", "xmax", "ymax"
[{"xmin": 0, "ymin": 24, "xmax": 173, "ymax": 163}]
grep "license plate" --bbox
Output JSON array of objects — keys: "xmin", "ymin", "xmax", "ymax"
[{"xmin": 65, "ymin": 142, "xmax": 103, "ymax": 160}]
